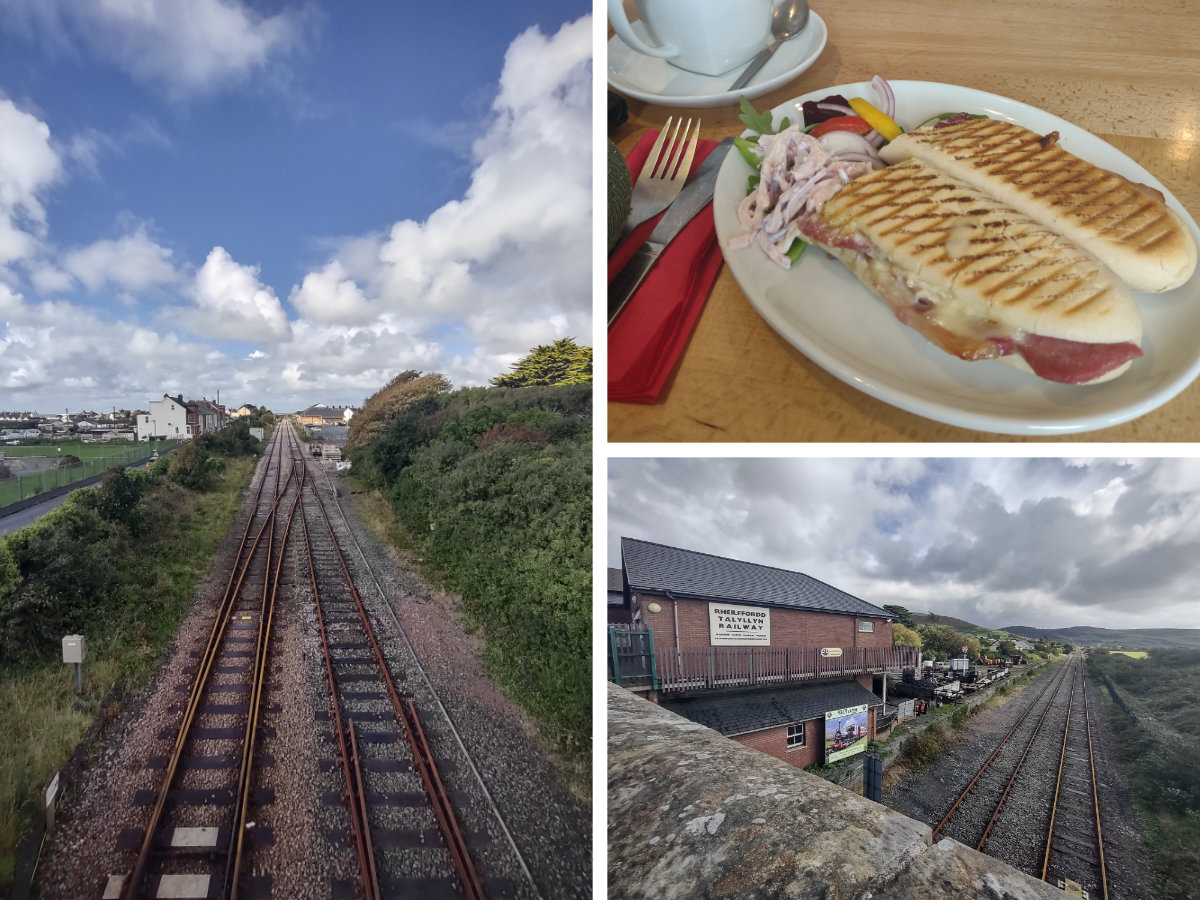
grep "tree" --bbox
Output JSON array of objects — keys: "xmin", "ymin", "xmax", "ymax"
[
  {"xmin": 882, "ymin": 604, "xmax": 915, "ymax": 627},
  {"xmin": 919, "ymin": 624, "xmax": 968, "ymax": 661},
  {"xmin": 997, "ymin": 639, "xmax": 1018, "ymax": 658},
  {"xmin": 348, "ymin": 370, "xmax": 452, "ymax": 451},
  {"xmin": 491, "ymin": 338, "xmax": 592, "ymax": 387},
  {"xmin": 892, "ymin": 622, "xmax": 921, "ymax": 648}
]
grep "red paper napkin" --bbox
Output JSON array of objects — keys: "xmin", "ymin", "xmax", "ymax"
[{"xmin": 608, "ymin": 133, "xmax": 726, "ymax": 404}]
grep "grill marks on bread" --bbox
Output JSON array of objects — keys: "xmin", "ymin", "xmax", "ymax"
[
  {"xmin": 821, "ymin": 160, "xmax": 1128, "ymax": 333},
  {"xmin": 879, "ymin": 119, "xmax": 1197, "ymax": 291},
  {"xmin": 922, "ymin": 119, "xmax": 1173, "ymax": 252}
]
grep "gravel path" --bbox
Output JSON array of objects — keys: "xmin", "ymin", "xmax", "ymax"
[
  {"xmin": 883, "ymin": 659, "xmax": 1155, "ymax": 900},
  {"xmin": 32, "ymin": 448, "xmax": 591, "ymax": 899}
]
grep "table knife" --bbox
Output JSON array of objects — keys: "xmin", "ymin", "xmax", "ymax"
[{"xmin": 608, "ymin": 137, "xmax": 734, "ymax": 328}]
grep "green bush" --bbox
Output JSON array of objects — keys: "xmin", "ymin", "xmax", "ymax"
[
  {"xmin": 351, "ymin": 382, "xmax": 591, "ymax": 759},
  {"xmin": 899, "ymin": 721, "xmax": 951, "ymax": 767},
  {"xmin": 948, "ymin": 703, "xmax": 969, "ymax": 729}
]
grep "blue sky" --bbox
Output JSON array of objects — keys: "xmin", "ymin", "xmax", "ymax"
[
  {"xmin": 609, "ymin": 458, "xmax": 1200, "ymax": 630},
  {"xmin": 0, "ymin": 0, "xmax": 592, "ymax": 414}
]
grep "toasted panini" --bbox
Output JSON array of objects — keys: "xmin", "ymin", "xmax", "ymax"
[
  {"xmin": 800, "ymin": 158, "xmax": 1143, "ymax": 384},
  {"xmin": 879, "ymin": 118, "xmax": 1196, "ymax": 292}
]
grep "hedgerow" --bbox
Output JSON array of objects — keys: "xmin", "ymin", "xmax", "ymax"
[{"xmin": 347, "ymin": 382, "xmax": 591, "ymax": 760}]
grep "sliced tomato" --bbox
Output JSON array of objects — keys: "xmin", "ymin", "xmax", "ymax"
[{"xmin": 810, "ymin": 115, "xmax": 872, "ymax": 138}]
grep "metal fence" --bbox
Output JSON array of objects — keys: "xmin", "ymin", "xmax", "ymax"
[
  {"xmin": 0, "ymin": 442, "xmax": 177, "ymax": 508},
  {"xmin": 609, "ymin": 624, "xmax": 657, "ymax": 688}
]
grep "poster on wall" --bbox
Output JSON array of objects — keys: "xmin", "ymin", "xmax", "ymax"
[
  {"xmin": 824, "ymin": 704, "xmax": 869, "ymax": 763},
  {"xmin": 708, "ymin": 602, "xmax": 771, "ymax": 645}
]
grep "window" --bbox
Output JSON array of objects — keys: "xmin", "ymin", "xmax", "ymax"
[
  {"xmin": 786, "ymin": 722, "xmax": 805, "ymax": 750},
  {"xmin": 858, "ymin": 620, "xmax": 875, "ymax": 633}
]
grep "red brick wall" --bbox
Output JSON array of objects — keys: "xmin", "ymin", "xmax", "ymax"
[
  {"xmin": 735, "ymin": 720, "xmax": 821, "ymax": 768},
  {"xmin": 734, "ymin": 707, "xmax": 878, "ymax": 769},
  {"xmin": 634, "ymin": 593, "xmax": 893, "ymax": 651}
]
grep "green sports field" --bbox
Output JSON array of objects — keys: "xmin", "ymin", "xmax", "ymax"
[
  {"xmin": 1109, "ymin": 649, "xmax": 1149, "ymax": 658},
  {"xmin": 0, "ymin": 440, "xmax": 179, "ymax": 507},
  {"xmin": 2, "ymin": 441, "xmax": 154, "ymax": 460}
]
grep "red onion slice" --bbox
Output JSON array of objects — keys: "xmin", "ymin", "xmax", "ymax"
[
  {"xmin": 815, "ymin": 101, "xmax": 855, "ymax": 117},
  {"xmin": 872, "ymin": 75, "xmax": 896, "ymax": 120}
]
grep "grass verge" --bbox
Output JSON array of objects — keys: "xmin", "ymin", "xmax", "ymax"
[
  {"xmin": 0, "ymin": 457, "xmax": 254, "ymax": 891},
  {"xmin": 341, "ymin": 476, "xmax": 590, "ymax": 802}
]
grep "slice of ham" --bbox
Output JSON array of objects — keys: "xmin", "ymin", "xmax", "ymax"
[{"xmin": 1014, "ymin": 333, "xmax": 1143, "ymax": 384}]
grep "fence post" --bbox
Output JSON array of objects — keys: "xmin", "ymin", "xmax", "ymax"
[
  {"xmin": 647, "ymin": 628, "xmax": 659, "ymax": 690},
  {"xmin": 608, "ymin": 627, "xmax": 620, "ymax": 685},
  {"xmin": 863, "ymin": 753, "xmax": 883, "ymax": 802}
]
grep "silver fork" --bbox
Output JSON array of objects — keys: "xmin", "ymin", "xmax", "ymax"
[{"xmin": 621, "ymin": 116, "xmax": 701, "ymax": 238}]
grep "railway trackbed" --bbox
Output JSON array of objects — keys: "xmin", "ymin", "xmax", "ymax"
[
  {"xmin": 926, "ymin": 652, "xmax": 1109, "ymax": 899},
  {"xmin": 34, "ymin": 421, "xmax": 576, "ymax": 900}
]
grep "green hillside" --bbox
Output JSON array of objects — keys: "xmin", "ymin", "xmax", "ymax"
[{"xmin": 1003, "ymin": 625, "xmax": 1200, "ymax": 650}]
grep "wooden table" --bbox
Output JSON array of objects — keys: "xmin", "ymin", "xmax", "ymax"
[{"xmin": 607, "ymin": 0, "xmax": 1200, "ymax": 442}]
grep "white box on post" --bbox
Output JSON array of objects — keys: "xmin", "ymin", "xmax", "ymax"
[
  {"xmin": 62, "ymin": 634, "xmax": 85, "ymax": 694},
  {"xmin": 62, "ymin": 634, "xmax": 85, "ymax": 664}
]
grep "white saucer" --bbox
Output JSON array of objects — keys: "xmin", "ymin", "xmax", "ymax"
[{"xmin": 607, "ymin": 12, "xmax": 827, "ymax": 109}]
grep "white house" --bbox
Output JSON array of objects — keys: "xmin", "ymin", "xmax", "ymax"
[{"xmin": 137, "ymin": 394, "xmax": 190, "ymax": 441}]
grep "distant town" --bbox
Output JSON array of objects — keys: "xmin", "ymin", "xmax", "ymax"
[{"xmin": 1, "ymin": 399, "xmax": 357, "ymax": 444}]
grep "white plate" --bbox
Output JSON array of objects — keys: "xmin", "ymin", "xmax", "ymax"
[
  {"xmin": 607, "ymin": 13, "xmax": 827, "ymax": 109},
  {"xmin": 713, "ymin": 80, "xmax": 1200, "ymax": 435}
]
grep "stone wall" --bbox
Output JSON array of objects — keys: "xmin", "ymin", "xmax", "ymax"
[{"xmin": 608, "ymin": 682, "xmax": 1065, "ymax": 899}]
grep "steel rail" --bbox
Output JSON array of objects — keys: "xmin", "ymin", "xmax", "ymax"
[
  {"xmin": 976, "ymin": 661, "xmax": 1076, "ymax": 851},
  {"xmin": 301, "ymin": 481, "xmax": 381, "ymax": 900},
  {"xmin": 1041, "ymin": 657, "xmax": 1075, "ymax": 882},
  {"xmin": 1083, "ymin": 668, "xmax": 1110, "ymax": 900},
  {"xmin": 306, "ymin": 468, "xmax": 486, "ymax": 900},
  {"xmin": 226, "ymin": 464, "xmax": 302, "ymax": 898},
  {"xmin": 1041, "ymin": 654, "xmax": 1109, "ymax": 900},
  {"xmin": 931, "ymin": 659, "xmax": 1073, "ymax": 841},
  {"xmin": 314, "ymin": 463, "xmax": 539, "ymax": 898},
  {"xmin": 121, "ymin": 428, "xmax": 293, "ymax": 899}
]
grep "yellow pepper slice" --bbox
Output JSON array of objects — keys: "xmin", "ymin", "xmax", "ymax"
[{"xmin": 848, "ymin": 97, "xmax": 904, "ymax": 141}]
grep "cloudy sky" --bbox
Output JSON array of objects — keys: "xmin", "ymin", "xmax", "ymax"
[
  {"xmin": 608, "ymin": 457, "xmax": 1200, "ymax": 631},
  {"xmin": 0, "ymin": 0, "xmax": 590, "ymax": 415}
]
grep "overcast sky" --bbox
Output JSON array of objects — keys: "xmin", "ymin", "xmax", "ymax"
[
  {"xmin": 0, "ymin": 0, "xmax": 590, "ymax": 415},
  {"xmin": 608, "ymin": 457, "xmax": 1200, "ymax": 631}
]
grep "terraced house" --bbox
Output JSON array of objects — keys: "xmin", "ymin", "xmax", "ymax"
[{"xmin": 608, "ymin": 537, "xmax": 918, "ymax": 768}]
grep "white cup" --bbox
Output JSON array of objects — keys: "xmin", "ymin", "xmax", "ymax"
[{"xmin": 609, "ymin": 0, "xmax": 773, "ymax": 77}]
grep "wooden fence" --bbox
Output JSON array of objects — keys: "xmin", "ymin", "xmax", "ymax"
[{"xmin": 655, "ymin": 645, "xmax": 921, "ymax": 693}]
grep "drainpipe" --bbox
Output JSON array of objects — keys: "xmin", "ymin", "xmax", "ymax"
[{"xmin": 666, "ymin": 590, "xmax": 683, "ymax": 671}]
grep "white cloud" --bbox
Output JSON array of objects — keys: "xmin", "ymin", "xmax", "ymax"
[
  {"xmin": 185, "ymin": 246, "xmax": 291, "ymax": 342},
  {"xmin": 288, "ymin": 260, "xmax": 374, "ymax": 325},
  {"xmin": 64, "ymin": 226, "xmax": 179, "ymax": 293},
  {"xmin": 300, "ymin": 15, "xmax": 593, "ymax": 382},
  {"xmin": 0, "ymin": 96, "xmax": 62, "ymax": 265},
  {"xmin": 0, "ymin": 14, "xmax": 592, "ymax": 414},
  {"xmin": 1, "ymin": 0, "xmax": 308, "ymax": 100},
  {"xmin": 608, "ymin": 459, "xmax": 1200, "ymax": 631}
]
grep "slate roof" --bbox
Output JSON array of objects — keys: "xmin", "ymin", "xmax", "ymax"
[
  {"xmin": 662, "ymin": 680, "xmax": 883, "ymax": 737},
  {"xmin": 607, "ymin": 567, "xmax": 625, "ymax": 608},
  {"xmin": 621, "ymin": 537, "xmax": 891, "ymax": 619}
]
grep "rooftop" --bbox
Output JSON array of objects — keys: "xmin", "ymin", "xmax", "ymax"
[
  {"xmin": 621, "ymin": 537, "xmax": 892, "ymax": 619},
  {"xmin": 662, "ymin": 679, "xmax": 883, "ymax": 736}
]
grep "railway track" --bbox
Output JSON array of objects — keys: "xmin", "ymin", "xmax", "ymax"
[
  {"xmin": 930, "ymin": 652, "xmax": 1108, "ymax": 898},
  {"xmin": 1042, "ymin": 658, "xmax": 1108, "ymax": 899},
  {"xmin": 102, "ymin": 421, "xmax": 536, "ymax": 899}
]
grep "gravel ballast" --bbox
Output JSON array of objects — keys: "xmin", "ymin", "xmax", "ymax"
[
  {"xmin": 32, "ymin": 445, "xmax": 591, "ymax": 899},
  {"xmin": 882, "ymin": 659, "xmax": 1154, "ymax": 900}
]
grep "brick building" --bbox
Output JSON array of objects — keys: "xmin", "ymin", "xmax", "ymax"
[{"xmin": 609, "ymin": 537, "xmax": 918, "ymax": 768}]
